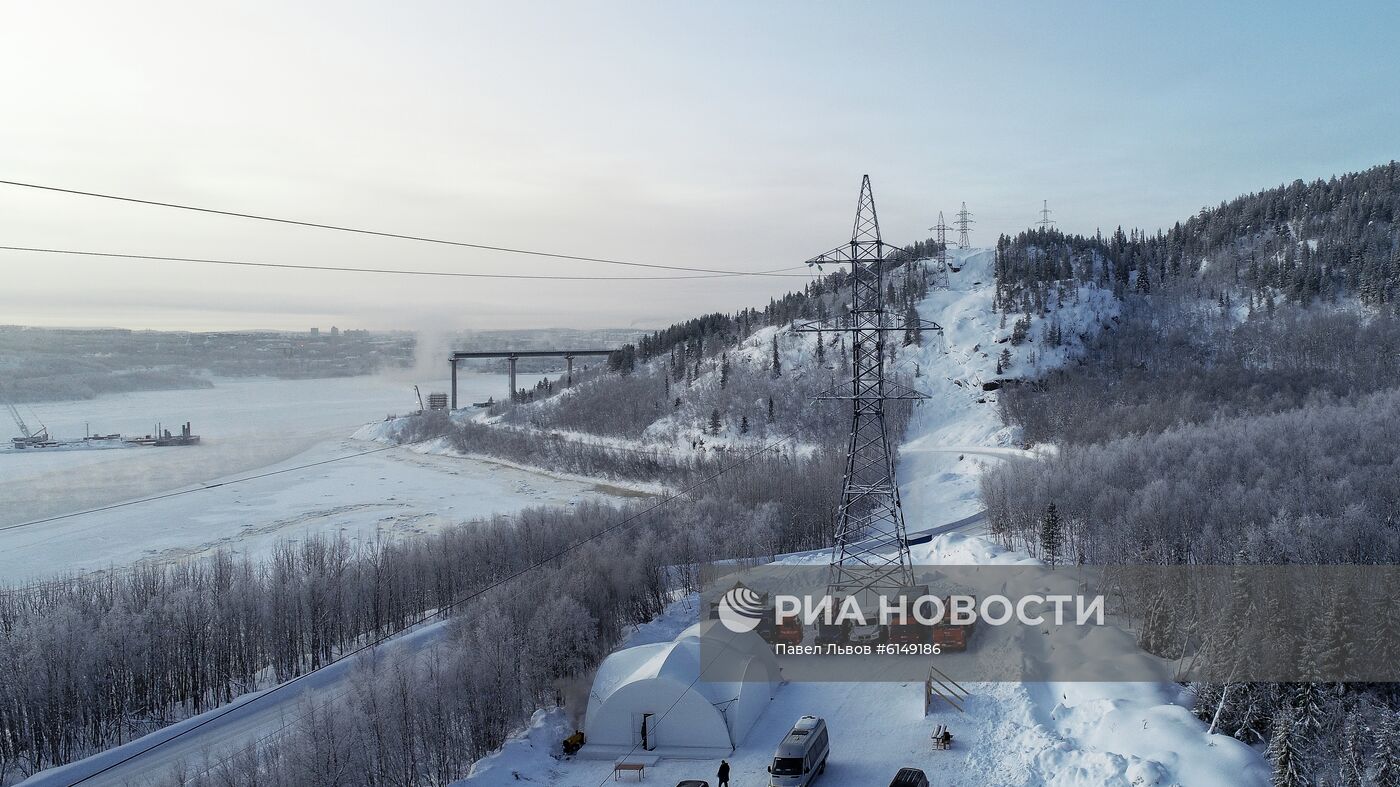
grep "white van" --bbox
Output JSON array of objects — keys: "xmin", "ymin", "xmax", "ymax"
[{"xmin": 767, "ymin": 715, "xmax": 829, "ymax": 786}]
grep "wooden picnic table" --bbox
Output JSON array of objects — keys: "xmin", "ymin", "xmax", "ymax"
[{"xmin": 614, "ymin": 760, "xmax": 646, "ymax": 780}]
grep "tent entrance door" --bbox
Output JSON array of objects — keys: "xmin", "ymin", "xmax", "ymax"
[{"xmin": 634, "ymin": 712, "xmax": 656, "ymax": 751}]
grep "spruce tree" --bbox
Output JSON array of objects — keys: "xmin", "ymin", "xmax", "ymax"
[
  {"xmin": 1290, "ymin": 681, "xmax": 1324, "ymax": 737},
  {"xmin": 720, "ymin": 353, "xmax": 731, "ymax": 390},
  {"xmin": 708, "ymin": 408, "xmax": 721, "ymax": 435},
  {"xmin": 903, "ymin": 304, "xmax": 921, "ymax": 346},
  {"xmin": 1268, "ymin": 711, "xmax": 1307, "ymax": 787},
  {"xmin": 1376, "ymin": 711, "xmax": 1400, "ymax": 787},
  {"xmin": 740, "ymin": 415, "xmax": 749, "ymax": 435},
  {"xmin": 1317, "ymin": 586, "xmax": 1359, "ymax": 683},
  {"xmin": 1338, "ymin": 709, "xmax": 1366, "ymax": 787},
  {"xmin": 771, "ymin": 335, "xmax": 782, "ymax": 378},
  {"xmin": 767, "ymin": 396, "xmax": 775, "ymax": 422},
  {"xmin": 1040, "ymin": 502, "xmax": 1063, "ymax": 569}
]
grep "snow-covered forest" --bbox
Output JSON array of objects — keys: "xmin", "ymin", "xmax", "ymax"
[
  {"xmin": 0, "ymin": 260, "xmax": 934, "ymax": 784},
  {"xmin": 10, "ymin": 163, "xmax": 1400, "ymax": 785},
  {"xmin": 984, "ymin": 162, "xmax": 1400, "ymax": 784}
]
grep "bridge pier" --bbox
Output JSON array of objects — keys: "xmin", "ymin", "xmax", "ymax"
[
  {"xmin": 448, "ymin": 349, "xmax": 613, "ymax": 406},
  {"xmin": 450, "ymin": 358, "xmax": 458, "ymax": 410}
]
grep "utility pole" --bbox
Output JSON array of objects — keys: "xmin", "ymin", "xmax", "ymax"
[
  {"xmin": 954, "ymin": 202, "xmax": 974, "ymax": 249},
  {"xmin": 1036, "ymin": 200, "xmax": 1055, "ymax": 230},
  {"xmin": 800, "ymin": 176, "xmax": 940, "ymax": 605}
]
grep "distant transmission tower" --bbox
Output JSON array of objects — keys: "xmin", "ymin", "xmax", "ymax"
[
  {"xmin": 801, "ymin": 176, "xmax": 939, "ymax": 604},
  {"xmin": 1036, "ymin": 200, "xmax": 1055, "ymax": 230},
  {"xmin": 926, "ymin": 210, "xmax": 953, "ymax": 288},
  {"xmin": 954, "ymin": 202, "xmax": 974, "ymax": 249}
]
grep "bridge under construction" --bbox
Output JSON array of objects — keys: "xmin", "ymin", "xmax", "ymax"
[{"xmin": 449, "ymin": 349, "xmax": 614, "ymax": 408}]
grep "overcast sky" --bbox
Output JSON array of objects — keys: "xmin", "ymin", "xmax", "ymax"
[{"xmin": 1, "ymin": 1, "xmax": 1396, "ymax": 332}]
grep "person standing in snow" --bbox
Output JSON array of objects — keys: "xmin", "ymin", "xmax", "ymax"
[{"xmin": 717, "ymin": 759, "xmax": 730, "ymax": 786}]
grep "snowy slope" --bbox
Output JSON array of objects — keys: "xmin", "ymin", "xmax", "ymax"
[{"xmin": 458, "ymin": 249, "xmax": 1267, "ymax": 787}]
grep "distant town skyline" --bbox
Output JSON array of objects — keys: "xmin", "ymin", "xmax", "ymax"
[{"xmin": 3, "ymin": 0, "xmax": 1397, "ymax": 331}]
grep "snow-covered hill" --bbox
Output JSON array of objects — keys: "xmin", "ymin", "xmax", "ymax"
[{"xmin": 459, "ymin": 248, "xmax": 1268, "ymax": 787}]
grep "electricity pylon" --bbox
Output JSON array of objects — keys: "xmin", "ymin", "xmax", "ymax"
[
  {"xmin": 927, "ymin": 211, "xmax": 953, "ymax": 289},
  {"xmin": 1036, "ymin": 200, "xmax": 1055, "ymax": 230},
  {"xmin": 954, "ymin": 202, "xmax": 974, "ymax": 249},
  {"xmin": 800, "ymin": 176, "xmax": 941, "ymax": 604}
]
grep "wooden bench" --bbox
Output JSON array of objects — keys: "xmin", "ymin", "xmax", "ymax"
[
  {"xmin": 614, "ymin": 761, "xmax": 646, "ymax": 780},
  {"xmin": 931, "ymin": 724, "xmax": 954, "ymax": 750}
]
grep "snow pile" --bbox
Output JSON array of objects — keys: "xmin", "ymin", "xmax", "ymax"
[{"xmin": 463, "ymin": 709, "xmax": 575, "ymax": 785}]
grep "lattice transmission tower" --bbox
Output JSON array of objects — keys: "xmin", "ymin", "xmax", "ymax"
[
  {"xmin": 1036, "ymin": 200, "xmax": 1055, "ymax": 230},
  {"xmin": 954, "ymin": 202, "xmax": 974, "ymax": 248},
  {"xmin": 926, "ymin": 210, "xmax": 953, "ymax": 288},
  {"xmin": 801, "ymin": 176, "xmax": 941, "ymax": 604}
]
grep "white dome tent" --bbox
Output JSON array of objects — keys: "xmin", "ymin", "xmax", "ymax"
[{"xmin": 579, "ymin": 621, "xmax": 781, "ymax": 760}]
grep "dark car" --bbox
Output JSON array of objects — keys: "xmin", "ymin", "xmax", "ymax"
[
  {"xmin": 814, "ymin": 619, "xmax": 850, "ymax": 646},
  {"xmin": 676, "ymin": 782, "xmax": 710, "ymax": 787},
  {"xmin": 890, "ymin": 767, "xmax": 930, "ymax": 787}
]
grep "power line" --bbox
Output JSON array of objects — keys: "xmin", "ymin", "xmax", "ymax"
[
  {"xmin": 0, "ymin": 180, "xmax": 804, "ymax": 278},
  {"xmin": 0, "ymin": 245, "xmax": 810, "ymax": 281},
  {"xmin": 68, "ymin": 434, "xmax": 792, "ymax": 786}
]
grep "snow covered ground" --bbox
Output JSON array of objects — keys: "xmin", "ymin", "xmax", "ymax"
[
  {"xmin": 0, "ymin": 372, "xmax": 640, "ymax": 583},
  {"xmin": 16, "ymin": 250, "xmax": 1270, "ymax": 785},
  {"xmin": 458, "ymin": 249, "xmax": 1269, "ymax": 787}
]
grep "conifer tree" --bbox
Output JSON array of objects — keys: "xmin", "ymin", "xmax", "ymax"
[
  {"xmin": 1376, "ymin": 711, "xmax": 1400, "ymax": 787},
  {"xmin": 903, "ymin": 304, "xmax": 921, "ymax": 346},
  {"xmin": 708, "ymin": 408, "xmax": 721, "ymax": 435},
  {"xmin": 1040, "ymin": 502, "xmax": 1063, "ymax": 568},
  {"xmin": 1290, "ymin": 681, "xmax": 1324, "ymax": 736},
  {"xmin": 1317, "ymin": 586, "xmax": 1359, "ymax": 682},
  {"xmin": 1268, "ymin": 710, "xmax": 1307, "ymax": 787},
  {"xmin": 1338, "ymin": 709, "xmax": 1367, "ymax": 787},
  {"xmin": 771, "ymin": 335, "xmax": 782, "ymax": 378}
]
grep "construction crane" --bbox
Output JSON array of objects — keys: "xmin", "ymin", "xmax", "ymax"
[{"xmin": 6, "ymin": 401, "xmax": 50, "ymax": 447}]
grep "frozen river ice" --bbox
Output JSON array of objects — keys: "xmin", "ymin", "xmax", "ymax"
[{"xmin": 0, "ymin": 372, "xmax": 635, "ymax": 583}]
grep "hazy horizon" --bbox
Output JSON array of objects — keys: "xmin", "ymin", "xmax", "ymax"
[{"xmin": 3, "ymin": 1, "xmax": 1397, "ymax": 332}]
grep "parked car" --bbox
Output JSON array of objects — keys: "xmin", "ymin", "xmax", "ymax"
[
  {"xmin": 814, "ymin": 620, "xmax": 849, "ymax": 646},
  {"xmin": 848, "ymin": 621, "xmax": 885, "ymax": 645},
  {"xmin": 676, "ymin": 782, "xmax": 710, "ymax": 787},
  {"xmin": 889, "ymin": 767, "xmax": 930, "ymax": 787},
  {"xmin": 768, "ymin": 715, "xmax": 830, "ymax": 786}
]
